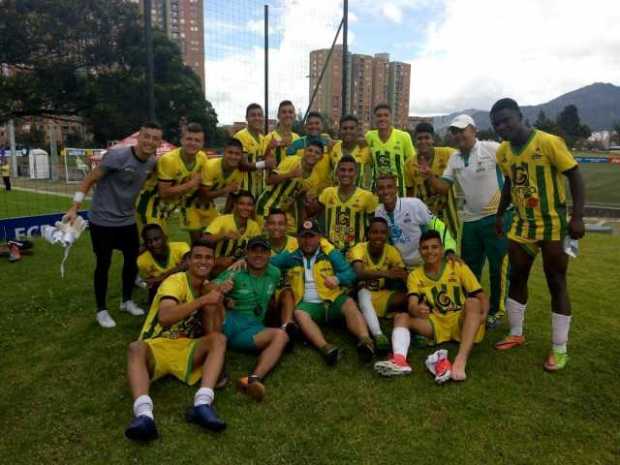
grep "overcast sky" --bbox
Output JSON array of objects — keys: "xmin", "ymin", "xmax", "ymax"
[{"xmin": 205, "ymin": 0, "xmax": 620, "ymax": 123}]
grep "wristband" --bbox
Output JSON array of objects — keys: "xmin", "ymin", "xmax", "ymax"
[
  {"xmin": 73, "ymin": 192, "xmax": 85, "ymax": 203},
  {"xmin": 255, "ymin": 161, "xmax": 266, "ymax": 169}
]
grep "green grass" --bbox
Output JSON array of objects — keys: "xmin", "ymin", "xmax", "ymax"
[
  {"xmin": 1, "ymin": 232, "xmax": 619, "ymax": 465},
  {"xmin": 577, "ymin": 164, "xmax": 620, "ymax": 206},
  {"xmin": 0, "ymin": 189, "xmax": 90, "ymax": 219}
]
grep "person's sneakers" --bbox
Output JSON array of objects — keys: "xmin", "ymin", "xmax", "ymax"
[
  {"xmin": 237, "ymin": 375, "xmax": 266, "ymax": 401},
  {"xmin": 374, "ymin": 354, "xmax": 412, "ymax": 376},
  {"xmin": 543, "ymin": 350, "xmax": 569, "ymax": 372},
  {"xmin": 186, "ymin": 404, "xmax": 226, "ymax": 432},
  {"xmin": 357, "ymin": 337, "xmax": 376, "ymax": 363},
  {"xmin": 320, "ymin": 344, "xmax": 342, "ymax": 366},
  {"xmin": 494, "ymin": 335, "xmax": 525, "ymax": 350},
  {"xmin": 7, "ymin": 242, "xmax": 21, "ymax": 262},
  {"xmin": 486, "ymin": 313, "xmax": 501, "ymax": 330},
  {"xmin": 374, "ymin": 334, "xmax": 391, "ymax": 354},
  {"xmin": 135, "ymin": 276, "xmax": 148, "ymax": 289},
  {"xmin": 96, "ymin": 310, "xmax": 116, "ymax": 328},
  {"xmin": 425, "ymin": 349, "xmax": 452, "ymax": 384},
  {"xmin": 125, "ymin": 415, "xmax": 158, "ymax": 441},
  {"xmin": 120, "ymin": 300, "xmax": 145, "ymax": 316}
]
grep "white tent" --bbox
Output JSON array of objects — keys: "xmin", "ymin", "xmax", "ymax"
[{"xmin": 28, "ymin": 148, "xmax": 50, "ymax": 179}]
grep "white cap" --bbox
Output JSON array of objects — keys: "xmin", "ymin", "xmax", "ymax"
[{"xmin": 449, "ymin": 114, "xmax": 476, "ymax": 129}]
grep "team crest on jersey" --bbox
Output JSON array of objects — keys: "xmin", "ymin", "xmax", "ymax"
[
  {"xmin": 513, "ymin": 166, "xmax": 529, "ymax": 186},
  {"xmin": 435, "ymin": 290, "xmax": 458, "ymax": 314},
  {"xmin": 531, "ymin": 148, "xmax": 543, "ymax": 160}
]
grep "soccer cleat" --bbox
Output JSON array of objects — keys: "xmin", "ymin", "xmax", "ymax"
[
  {"xmin": 134, "ymin": 276, "xmax": 148, "ymax": 289},
  {"xmin": 120, "ymin": 300, "xmax": 145, "ymax": 316},
  {"xmin": 486, "ymin": 313, "xmax": 501, "ymax": 330},
  {"xmin": 125, "ymin": 415, "xmax": 158, "ymax": 441},
  {"xmin": 357, "ymin": 338, "xmax": 375, "ymax": 363},
  {"xmin": 96, "ymin": 310, "xmax": 117, "ymax": 328},
  {"xmin": 425, "ymin": 349, "xmax": 452, "ymax": 384},
  {"xmin": 374, "ymin": 354, "xmax": 412, "ymax": 376},
  {"xmin": 237, "ymin": 375, "xmax": 266, "ymax": 402},
  {"xmin": 186, "ymin": 404, "xmax": 226, "ymax": 432},
  {"xmin": 320, "ymin": 344, "xmax": 342, "ymax": 366},
  {"xmin": 543, "ymin": 350, "xmax": 569, "ymax": 372},
  {"xmin": 374, "ymin": 334, "xmax": 391, "ymax": 354},
  {"xmin": 494, "ymin": 335, "xmax": 525, "ymax": 350}
]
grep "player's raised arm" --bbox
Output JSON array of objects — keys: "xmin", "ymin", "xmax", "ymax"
[{"xmin": 64, "ymin": 165, "xmax": 105, "ymax": 223}]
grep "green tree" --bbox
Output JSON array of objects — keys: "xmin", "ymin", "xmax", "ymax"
[
  {"xmin": 534, "ymin": 110, "xmax": 560, "ymax": 135},
  {"xmin": 556, "ymin": 105, "xmax": 591, "ymax": 147}
]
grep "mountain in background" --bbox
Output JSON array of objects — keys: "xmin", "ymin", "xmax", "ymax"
[{"xmin": 431, "ymin": 82, "xmax": 620, "ymax": 132}]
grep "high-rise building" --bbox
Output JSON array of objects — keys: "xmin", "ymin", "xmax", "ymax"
[
  {"xmin": 308, "ymin": 48, "xmax": 411, "ymax": 130},
  {"xmin": 134, "ymin": 0, "xmax": 205, "ymax": 92}
]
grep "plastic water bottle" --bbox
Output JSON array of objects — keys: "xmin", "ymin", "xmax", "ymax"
[{"xmin": 563, "ymin": 236, "xmax": 579, "ymax": 258}]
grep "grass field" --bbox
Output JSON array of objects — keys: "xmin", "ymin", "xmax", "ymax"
[
  {"xmin": 577, "ymin": 164, "xmax": 620, "ymax": 206},
  {"xmin": 1, "ymin": 229, "xmax": 619, "ymax": 465}
]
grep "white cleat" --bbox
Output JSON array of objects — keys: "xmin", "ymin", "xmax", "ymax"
[
  {"xmin": 96, "ymin": 310, "xmax": 117, "ymax": 328},
  {"xmin": 135, "ymin": 276, "xmax": 148, "ymax": 289},
  {"xmin": 120, "ymin": 300, "xmax": 145, "ymax": 316},
  {"xmin": 425, "ymin": 349, "xmax": 452, "ymax": 384}
]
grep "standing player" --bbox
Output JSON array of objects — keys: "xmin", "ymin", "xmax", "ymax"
[
  {"xmin": 348, "ymin": 217, "xmax": 408, "ymax": 352},
  {"xmin": 125, "ymin": 240, "xmax": 228, "ymax": 441},
  {"xmin": 317, "ymin": 155, "xmax": 378, "ymax": 253},
  {"xmin": 214, "ymin": 237, "xmax": 289, "ymax": 401},
  {"xmin": 234, "ymin": 103, "xmax": 272, "ymax": 200},
  {"xmin": 270, "ymin": 219, "xmax": 375, "ymax": 365},
  {"xmin": 330, "ymin": 114, "xmax": 373, "ymax": 190},
  {"xmin": 374, "ymin": 174, "xmax": 456, "ymax": 269},
  {"xmin": 203, "ymin": 190, "xmax": 261, "ymax": 272},
  {"xmin": 491, "ymin": 98, "xmax": 586, "ymax": 371},
  {"xmin": 137, "ymin": 224, "xmax": 190, "ymax": 303},
  {"xmin": 263, "ymin": 100, "xmax": 300, "ymax": 166},
  {"xmin": 136, "ymin": 123, "xmax": 208, "ymax": 237},
  {"xmin": 375, "ymin": 230, "xmax": 489, "ymax": 381},
  {"xmin": 425, "ymin": 115, "xmax": 510, "ymax": 328},
  {"xmin": 64, "ymin": 122, "xmax": 163, "ymax": 328},
  {"xmin": 200, "ymin": 138, "xmax": 245, "ymax": 230},
  {"xmin": 1, "ymin": 157, "xmax": 10, "ymax": 191},
  {"xmin": 366, "ymin": 103, "xmax": 415, "ymax": 197},
  {"xmin": 407, "ymin": 123, "xmax": 459, "ymax": 239}
]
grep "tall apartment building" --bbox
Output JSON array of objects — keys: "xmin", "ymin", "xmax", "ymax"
[
  {"xmin": 308, "ymin": 48, "xmax": 411, "ymax": 130},
  {"xmin": 135, "ymin": 0, "xmax": 205, "ymax": 92}
]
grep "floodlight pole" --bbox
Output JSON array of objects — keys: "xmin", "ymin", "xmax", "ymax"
[
  {"xmin": 144, "ymin": 0, "xmax": 156, "ymax": 121},
  {"xmin": 341, "ymin": 0, "xmax": 348, "ymax": 118},
  {"xmin": 264, "ymin": 4, "xmax": 269, "ymax": 134}
]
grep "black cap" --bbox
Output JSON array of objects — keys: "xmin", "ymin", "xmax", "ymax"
[
  {"xmin": 247, "ymin": 236, "xmax": 271, "ymax": 251},
  {"xmin": 298, "ymin": 219, "xmax": 321, "ymax": 236}
]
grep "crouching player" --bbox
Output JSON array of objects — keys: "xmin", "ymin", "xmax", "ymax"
[
  {"xmin": 348, "ymin": 217, "xmax": 408, "ymax": 353},
  {"xmin": 271, "ymin": 219, "xmax": 375, "ymax": 365},
  {"xmin": 374, "ymin": 231, "xmax": 489, "ymax": 382},
  {"xmin": 125, "ymin": 240, "xmax": 228, "ymax": 441},
  {"xmin": 137, "ymin": 224, "xmax": 190, "ymax": 303},
  {"xmin": 214, "ymin": 236, "xmax": 289, "ymax": 401}
]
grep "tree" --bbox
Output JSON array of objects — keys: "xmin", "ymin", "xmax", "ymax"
[
  {"xmin": 534, "ymin": 110, "xmax": 560, "ymax": 135},
  {"xmin": 0, "ymin": 0, "xmax": 219, "ymax": 146},
  {"xmin": 611, "ymin": 121, "xmax": 620, "ymax": 146},
  {"xmin": 556, "ymin": 105, "xmax": 591, "ymax": 147}
]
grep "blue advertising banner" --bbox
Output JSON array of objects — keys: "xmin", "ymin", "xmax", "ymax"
[
  {"xmin": 0, "ymin": 211, "xmax": 89, "ymax": 241},
  {"xmin": 574, "ymin": 156, "xmax": 610, "ymax": 164}
]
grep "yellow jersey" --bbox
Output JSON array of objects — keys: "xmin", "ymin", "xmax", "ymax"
[
  {"xmin": 234, "ymin": 128, "xmax": 265, "ymax": 199},
  {"xmin": 262, "ymin": 130, "xmax": 300, "ymax": 166},
  {"xmin": 205, "ymin": 213, "xmax": 261, "ymax": 258},
  {"xmin": 407, "ymin": 260, "xmax": 482, "ymax": 315},
  {"xmin": 330, "ymin": 141, "xmax": 373, "ymax": 190},
  {"xmin": 365, "ymin": 128, "xmax": 415, "ymax": 197},
  {"xmin": 318, "ymin": 187, "xmax": 378, "ymax": 251},
  {"xmin": 139, "ymin": 272, "xmax": 204, "ymax": 340},
  {"xmin": 270, "ymin": 235, "xmax": 299, "ymax": 256},
  {"xmin": 1, "ymin": 163, "xmax": 10, "ymax": 177},
  {"xmin": 348, "ymin": 242, "xmax": 405, "ymax": 291},
  {"xmin": 496, "ymin": 130, "xmax": 577, "ymax": 241},
  {"xmin": 201, "ymin": 157, "xmax": 244, "ymax": 211},
  {"xmin": 137, "ymin": 241, "xmax": 190, "ymax": 279}
]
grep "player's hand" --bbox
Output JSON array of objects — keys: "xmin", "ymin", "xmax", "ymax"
[
  {"xmin": 495, "ymin": 215, "xmax": 505, "ymax": 237},
  {"xmin": 323, "ymin": 275, "xmax": 340, "ymax": 289},
  {"xmin": 263, "ymin": 158, "xmax": 276, "ymax": 170},
  {"xmin": 384, "ymin": 269, "xmax": 409, "ymax": 281},
  {"xmin": 269, "ymin": 137, "xmax": 280, "ymax": 149},
  {"xmin": 63, "ymin": 207, "xmax": 78, "ymax": 225},
  {"xmin": 218, "ymin": 278, "xmax": 234, "ymax": 294},
  {"xmin": 568, "ymin": 216, "xmax": 585, "ymax": 239},
  {"xmin": 190, "ymin": 171, "xmax": 202, "ymax": 187},
  {"xmin": 201, "ymin": 289, "xmax": 224, "ymax": 306},
  {"xmin": 226, "ymin": 181, "xmax": 241, "ymax": 194},
  {"xmin": 418, "ymin": 159, "xmax": 432, "ymax": 178},
  {"xmin": 414, "ymin": 303, "xmax": 431, "ymax": 318},
  {"xmin": 445, "ymin": 251, "xmax": 463, "ymax": 265},
  {"xmin": 289, "ymin": 165, "xmax": 303, "ymax": 179},
  {"xmin": 227, "ymin": 258, "xmax": 246, "ymax": 272}
]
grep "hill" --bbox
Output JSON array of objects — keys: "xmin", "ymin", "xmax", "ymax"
[{"xmin": 432, "ymin": 82, "xmax": 620, "ymax": 132}]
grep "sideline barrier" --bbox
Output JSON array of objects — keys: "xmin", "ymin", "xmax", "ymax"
[{"xmin": 0, "ymin": 211, "xmax": 89, "ymax": 241}]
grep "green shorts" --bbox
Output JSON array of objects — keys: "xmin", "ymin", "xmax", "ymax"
[
  {"xmin": 223, "ymin": 312, "xmax": 265, "ymax": 352},
  {"xmin": 296, "ymin": 294, "xmax": 349, "ymax": 324}
]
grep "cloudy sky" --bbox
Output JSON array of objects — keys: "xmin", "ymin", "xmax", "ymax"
[{"xmin": 205, "ymin": 0, "xmax": 620, "ymax": 123}]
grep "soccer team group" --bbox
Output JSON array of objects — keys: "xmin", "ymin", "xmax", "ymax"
[{"xmin": 64, "ymin": 97, "xmax": 586, "ymax": 441}]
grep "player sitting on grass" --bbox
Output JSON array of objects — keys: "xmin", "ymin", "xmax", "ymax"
[
  {"xmin": 203, "ymin": 190, "xmax": 261, "ymax": 275},
  {"xmin": 137, "ymin": 224, "xmax": 190, "ymax": 303},
  {"xmin": 347, "ymin": 217, "xmax": 408, "ymax": 353},
  {"xmin": 125, "ymin": 240, "xmax": 230, "ymax": 441},
  {"xmin": 374, "ymin": 230, "xmax": 489, "ymax": 382},
  {"xmin": 491, "ymin": 98, "xmax": 586, "ymax": 371},
  {"xmin": 270, "ymin": 219, "xmax": 375, "ymax": 365},
  {"xmin": 214, "ymin": 236, "xmax": 289, "ymax": 401}
]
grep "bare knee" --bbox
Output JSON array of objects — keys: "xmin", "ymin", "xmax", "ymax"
[
  {"xmin": 464, "ymin": 298, "xmax": 484, "ymax": 318},
  {"xmin": 273, "ymin": 328, "xmax": 289, "ymax": 345},
  {"xmin": 128, "ymin": 340, "xmax": 147, "ymax": 358},
  {"xmin": 394, "ymin": 312, "xmax": 411, "ymax": 327},
  {"xmin": 204, "ymin": 332, "xmax": 227, "ymax": 349}
]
